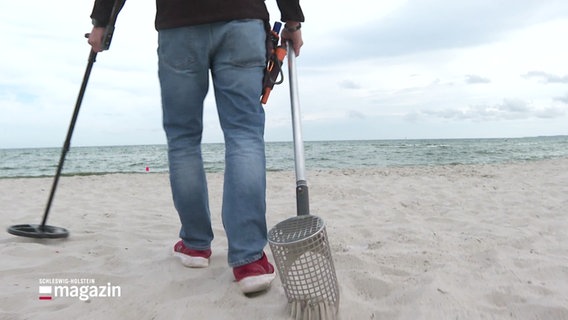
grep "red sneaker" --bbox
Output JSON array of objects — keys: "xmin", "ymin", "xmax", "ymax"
[
  {"xmin": 173, "ymin": 240, "xmax": 212, "ymax": 268},
  {"xmin": 233, "ymin": 252, "xmax": 276, "ymax": 294}
]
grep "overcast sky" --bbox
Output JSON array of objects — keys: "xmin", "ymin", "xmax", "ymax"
[{"xmin": 1, "ymin": 0, "xmax": 568, "ymax": 148}]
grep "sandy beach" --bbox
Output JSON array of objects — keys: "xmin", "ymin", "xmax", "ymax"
[{"xmin": 1, "ymin": 158, "xmax": 567, "ymax": 319}]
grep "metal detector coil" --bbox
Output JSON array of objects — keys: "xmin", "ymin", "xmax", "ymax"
[{"xmin": 8, "ymin": 224, "xmax": 69, "ymax": 239}]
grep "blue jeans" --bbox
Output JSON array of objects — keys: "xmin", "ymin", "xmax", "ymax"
[{"xmin": 158, "ymin": 20, "xmax": 267, "ymax": 267}]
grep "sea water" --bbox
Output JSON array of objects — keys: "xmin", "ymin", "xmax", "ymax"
[{"xmin": 1, "ymin": 136, "xmax": 567, "ymax": 178}]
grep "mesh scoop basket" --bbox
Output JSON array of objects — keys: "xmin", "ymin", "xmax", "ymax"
[{"xmin": 268, "ymin": 215, "xmax": 340, "ymax": 319}]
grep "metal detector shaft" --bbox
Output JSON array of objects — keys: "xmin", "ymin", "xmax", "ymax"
[
  {"xmin": 40, "ymin": 50, "xmax": 97, "ymax": 228},
  {"xmin": 40, "ymin": 0, "xmax": 123, "ymax": 228},
  {"xmin": 286, "ymin": 41, "xmax": 310, "ymax": 216}
]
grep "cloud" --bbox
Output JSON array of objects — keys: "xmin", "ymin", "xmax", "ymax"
[
  {"xmin": 499, "ymin": 99, "xmax": 531, "ymax": 113},
  {"xmin": 317, "ymin": 0, "xmax": 568, "ymax": 64},
  {"xmin": 554, "ymin": 93, "xmax": 568, "ymax": 104},
  {"xmin": 523, "ymin": 71, "xmax": 568, "ymax": 83},
  {"xmin": 465, "ymin": 74, "xmax": 491, "ymax": 84},
  {"xmin": 415, "ymin": 99, "xmax": 567, "ymax": 121},
  {"xmin": 348, "ymin": 110, "xmax": 366, "ymax": 119},
  {"xmin": 339, "ymin": 80, "xmax": 362, "ymax": 90},
  {"xmin": 534, "ymin": 106, "xmax": 568, "ymax": 119}
]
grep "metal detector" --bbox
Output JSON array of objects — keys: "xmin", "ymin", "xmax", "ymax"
[{"xmin": 7, "ymin": 0, "xmax": 125, "ymax": 239}]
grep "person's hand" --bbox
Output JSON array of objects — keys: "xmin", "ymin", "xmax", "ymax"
[
  {"xmin": 281, "ymin": 22, "xmax": 303, "ymax": 57},
  {"xmin": 87, "ymin": 27, "xmax": 106, "ymax": 52}
]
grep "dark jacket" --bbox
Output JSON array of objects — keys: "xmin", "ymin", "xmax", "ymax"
[{"xmin": 90, "ymin": 0, "xmax": 304, "ymax": 30}]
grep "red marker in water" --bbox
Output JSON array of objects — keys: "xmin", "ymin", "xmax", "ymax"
[{"xmin": 145, "ymin": 166, "xmax": 149, "ymax": 172}]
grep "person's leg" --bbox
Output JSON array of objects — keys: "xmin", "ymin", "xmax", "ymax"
[
  {"xmin": 158, "ymin": 26, "xmax": 214, "ymax": 251},
  {"xmin": 210, "ymin": 19, "xmax": 268, "ymax": 267}
]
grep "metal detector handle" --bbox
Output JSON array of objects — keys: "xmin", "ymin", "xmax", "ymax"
[
  {"xmin": 85, "ymin": 0, "xmax": 125, "ymax": 50},
  {"xmin": 102, "ymin": 0, "xmax": 125, "ymax": 50},
  {"xmin": 85, "ymin": 25, "xmax": 115, "ymax": 51},
  {"xmin": 287, "ymin": 40, "xmax": 310, "ymax": 216},
  {"xmin": 100, "ymin": 25, "xmax": 115, "ymax": 51}
]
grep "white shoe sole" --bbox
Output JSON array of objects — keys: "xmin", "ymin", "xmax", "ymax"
[
  {"xmin": 238, "ymin": 273, "xmax": 276, "ymax": 294},
  {"xmin": 174, "ymin": 252, "xmax": 209, "ymax": 268}
]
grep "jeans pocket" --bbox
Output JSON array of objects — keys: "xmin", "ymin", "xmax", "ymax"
[{"xmin": 223, "ymin": 20, "xmax": 267, "ymax": 68}]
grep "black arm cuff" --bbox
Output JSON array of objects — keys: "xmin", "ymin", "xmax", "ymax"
[
  {"xmin": 276, "ymin": 0, "xmax": 305, "ymax": 22},
  {"xmin": 90, "ymin": 0, "xmax": 118, "ymax": 27}
]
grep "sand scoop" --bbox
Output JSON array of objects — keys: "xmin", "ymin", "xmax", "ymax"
[{"xmin": 268, "ymin": 41, "xmax": 340, "ymax": 320}]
